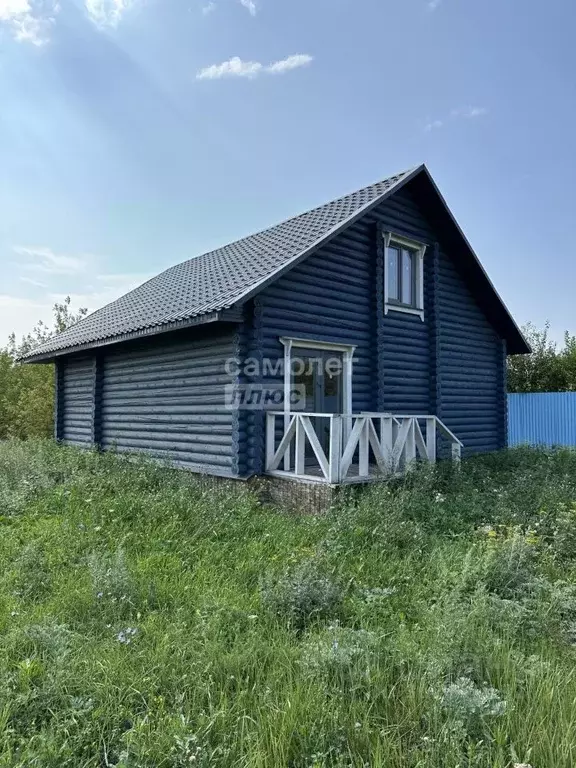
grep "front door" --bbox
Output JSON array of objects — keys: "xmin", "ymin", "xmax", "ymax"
[{"xmin": 293, "ymin": 349, "xmax": 344, "ymax": 456}]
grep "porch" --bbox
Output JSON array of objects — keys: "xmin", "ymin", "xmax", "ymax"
[{"xmin": 265, "ymin": 411, "xmax": 463, "ymax": 485}]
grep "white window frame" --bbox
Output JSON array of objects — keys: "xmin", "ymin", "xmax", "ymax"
[
  {"xmin": 278, "ymin": 337, "xmax": 356, "ymax": 470},
  {"xmin": 383, "ymin": 232, "xmax": 427, "ymax": 321},
  {"xmin": 279, "ymin": 337, "xmax": 355, "ymax": 416}
]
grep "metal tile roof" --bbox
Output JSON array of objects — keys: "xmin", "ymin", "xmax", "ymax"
[{"xmin": 23, "ymin": 168, "xmax": 415, "ymax": 360}]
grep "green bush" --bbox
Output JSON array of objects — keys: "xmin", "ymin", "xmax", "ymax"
[
  {"xmin": 260, "ymin": 559, "xmax": 344, "ymax": 629},
  {"xmin": 0, "ymin": 297, "xmax": 87, "ymax": 440},
  {"xmin": 481, "ymin": 533, "xmax": 539, "ymax": 600},
  {"xmin": 440, "ymin": 675, "xmax": 506, "ymax": 724}
]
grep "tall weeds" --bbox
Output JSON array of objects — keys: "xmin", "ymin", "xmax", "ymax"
[{"xmin": 0, "ymin": 440, "xmax": 575, "ymax": 767}]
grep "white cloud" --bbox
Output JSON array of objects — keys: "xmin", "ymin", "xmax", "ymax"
[
  {"xmin": 267, "ymin": 53, "xmax": 313, "ymax": 74},
  {"xmin": 0, "ymin": 0, "xmax": 133, "ymax": 37},
  {"xmin": 201, "ymin": 0, "xmax": 216, "ymax": 14},
  {"xmin": 0, "ymin": 0, "xmax": 30, "ymax": 16},
  {"xmin": 424, "ymin": 105, "xmax": 488, "ymax": 131},
  {"xmin": 424, "ymin": 119, "xmax": 444, "ymax": 132},
  {"xmin": 2, "ymin": 246, "xmax": 153, "ymax": 345},
  {"xmin": 15, "ymin": 246, "xmax": 89, "ymax": 276},
  {"xmin": 197, "ymin": 56, "xmax": 262, "ymax": 80},
  {"xmin": 0, "ymin": 295, "xmax": 53, "ymax": 346},
  {"xmin": 451, "ymin": 105, "xmax": 489, "ymax": 119},
  {"xmin": 49, "ymin": 272, "xmax": 152, "ymax": 315},
  {"xmin": 428, "ymin": 0, "xmax": 442, "ymax": 10},
  {"xmin": 0, "ymin": 0, "xmax": 59, "ymax": 45},
  {"xmin": 239, "ymin": 0, "xmax": 256, "ymax": 15},
  {"xmin": 20, "ymin": 276, "xmax": 48, "ymax": 288},
  {"xmin": 85, "ymin": 0, "xmax": 134, "ymax": 27},
  {"xmin": 196, "ymin": 53, "xmax": 313, "ymax": 81}
]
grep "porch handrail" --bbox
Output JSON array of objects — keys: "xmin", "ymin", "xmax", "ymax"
[
  {"xmin": 266, "ymin": 412, "xmax": 342, "ymax": 483},
  {"xmin": 382, "ymin": 414, "xmax": 463, "ymax": 447},
  {"xmin": 265, "ymin": 411, "xmax": 462, "ymax": 484}
]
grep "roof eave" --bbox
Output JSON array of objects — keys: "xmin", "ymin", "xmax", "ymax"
[{"xmin": 20, "ymin": 307, "xmax": 242, "ymax": 364}]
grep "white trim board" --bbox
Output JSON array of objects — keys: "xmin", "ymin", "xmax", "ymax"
[
  {"xmin": 383, "ymin": 231, "xmax": 427, "ymax": 322},
  {"xmin": 280, "ymin": 337, "xmax": 357, "ymax": 354},
  {"xmin": 279, "ymin": 336, "xmax": 355, "ymax": 418}
]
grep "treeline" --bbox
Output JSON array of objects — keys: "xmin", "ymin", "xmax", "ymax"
[
  {"xmin": 0, "ymin": 299, "xmax": 87, "ymax": 440},
  {"xmin": 507, "ymin": 323, "xmax": 576, "ymax": 393},
  {"xmin": 1, "ymin": 311, "xmax": 575, "ymax": 440}
]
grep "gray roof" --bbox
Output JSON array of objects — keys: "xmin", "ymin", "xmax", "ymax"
[
  {"xmin": 23, "ymin": 167, "xmax": 416, "ymax": 361},
  {"xmin": 22, "ymin": 163, "xmax": 530, "ymax": 360}
]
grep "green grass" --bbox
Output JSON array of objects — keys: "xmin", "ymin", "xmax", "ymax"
[{"xmin": 1, "ymin": 441, "xmax": 576, "ymax": 766}]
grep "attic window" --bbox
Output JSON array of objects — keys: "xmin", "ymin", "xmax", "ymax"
[{"xmin": 383, "ymin": 232, "xmax": 427, "ymax": 321}]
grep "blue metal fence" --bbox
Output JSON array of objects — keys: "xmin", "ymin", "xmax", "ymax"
[{"xmin": 508, "ymin": 393, "xmax": 576, "ymax": 447}]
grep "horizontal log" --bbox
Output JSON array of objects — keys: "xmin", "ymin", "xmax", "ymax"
[
  {"xmin": 100, "ymin": 427, "xmax": 232, "ymax": 446},
  {"xmin": 102, "ymin": 444, "xmax": 233, "ymax": 469},
  {"xmin": 100, "ymin": 439, "xmax": 231, "ymax": 463}
]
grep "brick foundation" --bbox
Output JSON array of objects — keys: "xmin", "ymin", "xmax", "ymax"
[
  {"xmin": 187, "ymin": 471, "xmax": 355, "ymax": 515},
  {"xmin": 249, "ymin": 476, "xmax": 352, "ymax": 515}
]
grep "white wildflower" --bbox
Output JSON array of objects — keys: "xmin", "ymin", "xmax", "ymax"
[
  {"xmin": 116, "ymin": 627, "xmax": 138, "ymax": 644},
  {"xmin": 362, "ymin": 586, "xmax": 397, "ymax": 604}
]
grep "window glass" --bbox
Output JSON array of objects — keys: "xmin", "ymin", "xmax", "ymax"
[
  {"xmin": 293, "ymin": 356, "xmax": 315, "ymax": 410},
  {"xmin": 385, "ymin": 238, "xmax": 424, "ymax": 313},
  {"xmin": 324, "ymin": 370, "xmax": 339, "ymax": 398},
  {"xmin": 387, "ymin": 247, "xmax": 399, "ymax": 301},
  {"xmin": 322, "ymin": 352, "xmax": 343, "ymax": 416},
  {"xmin": 401, "ymin": 249, "xmax": 413, "ymax": 306}
]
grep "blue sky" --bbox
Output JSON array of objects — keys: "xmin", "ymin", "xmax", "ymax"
[{"xmin": 1, "ymin": 0, "xmax": 575, "ymax": 345}]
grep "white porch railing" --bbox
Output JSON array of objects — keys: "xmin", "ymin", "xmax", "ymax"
[{"xmin": 265, "ymin": 411, "xmax": 463, "ymax": 484}]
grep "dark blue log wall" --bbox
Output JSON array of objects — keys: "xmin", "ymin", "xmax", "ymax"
[
  {"xmin": 247, "ymin": 185, "xmax": 505, "ymax": 473},
  {"xmin": 436, "ymin": 243, "xmax": 504, "ymax": 452},
  {"xmin": 57, "ymin": 327, "xmax": 239, "ymax": 476},
  {"xmin": 55, "ymin": 184, "xmax": 507, "ymax": 476},
  {"xmin": 60, "ymin": 355, "xmax": 95, "ymax": 446}
]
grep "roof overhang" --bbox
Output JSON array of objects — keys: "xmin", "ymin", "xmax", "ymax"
[{"xmin": 21, "ymin": 307, "xmax": 243, "ymax": 364}]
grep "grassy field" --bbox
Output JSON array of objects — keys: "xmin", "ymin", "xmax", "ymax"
[{"xmin": 1, "ymin": 442, "xmax": 576, "ymax": 767}]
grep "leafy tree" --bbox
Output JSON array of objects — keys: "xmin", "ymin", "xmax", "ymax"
[
  {"xmin": 0, "ymin": 297, "xmax": 88, "ymax": 439},
  {"xmin": 508, "ymin": 322, "xmax": 576, "ymax": 393}
]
